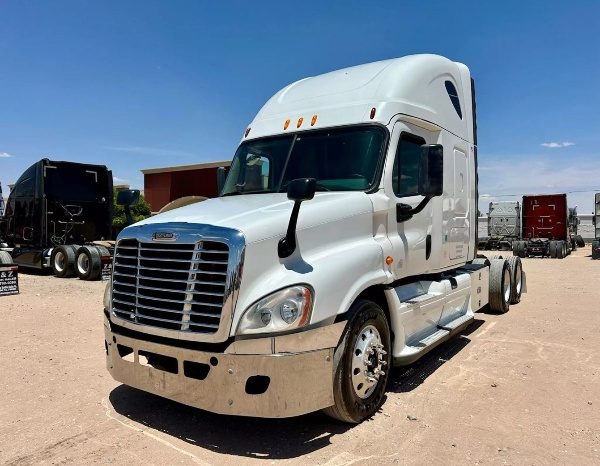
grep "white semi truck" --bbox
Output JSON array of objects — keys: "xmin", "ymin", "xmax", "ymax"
[{"xmin": 103, "ymin": 55, "xmax": 524, "ymax": 423}]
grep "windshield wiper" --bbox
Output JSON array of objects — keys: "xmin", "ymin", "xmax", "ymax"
[{"xmin": 221, "ymin": 189, "xmax": 276, "ymax": 197}]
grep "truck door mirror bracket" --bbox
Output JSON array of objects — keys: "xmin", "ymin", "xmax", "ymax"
[
  {"xmin": 396, "ymin": 196, "xmax": 432, "ymax": 223},
  {"xmin": 278, "ymin": 178, "xmax": 316, "ymax": 258}
]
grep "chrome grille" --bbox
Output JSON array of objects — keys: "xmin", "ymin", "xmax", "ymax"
[{"xmin": 111, "ymin": 238, "xmax": 230, "ymax": 334}]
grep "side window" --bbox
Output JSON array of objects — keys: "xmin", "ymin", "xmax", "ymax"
[
  {"xmin": 392, "ymin": 133, "xmax": 425, "ymax": 197},
  {"xmin": 445, "ymin": 81, "xmax": 462, "ymax": 119}
]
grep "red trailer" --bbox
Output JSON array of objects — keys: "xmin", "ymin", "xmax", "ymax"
[{"xmin": 513, "ymin": 194, "xmax": 572, "ymax": 259}]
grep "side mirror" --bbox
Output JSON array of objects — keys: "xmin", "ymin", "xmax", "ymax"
[
  {"xmin": 418, "ymin": 144, "xmax": 444, "ymax": 197},
  {"xmin": 287, "ymin": 178, "xmax": 316, "ymax": 202},
  {"xmin": 216, "ymin": 167, "xmax": 227, "ymax": 195},
  {"xmin": 116, "ymin": 189, "xmax": 140, "ymax": 206},
  {"xmin": 278, "ymin": 178, "xmax": 316, "ymax": 258}
]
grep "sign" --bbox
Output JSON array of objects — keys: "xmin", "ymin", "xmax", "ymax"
[
  {"xmin": 0, "ymin": 265, "xmax": 19, "ymax": 296},
  {"xmin": 101, "ymin": 261, "xmax": 113, "ymax": 281}
]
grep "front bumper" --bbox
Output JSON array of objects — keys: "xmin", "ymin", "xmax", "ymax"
[{"xmin": 104, "ymin": 317, "xmax": 345, "ymax": 418}]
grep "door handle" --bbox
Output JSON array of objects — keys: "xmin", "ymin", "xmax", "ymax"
[{"xmin": 426, "ymin": 234, "xmax": 432, "ymax": 260}]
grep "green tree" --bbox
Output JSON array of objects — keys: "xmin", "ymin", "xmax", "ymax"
[{"xmin": 112, "ymin": 189, "xmax": 151, "ymax": 230}]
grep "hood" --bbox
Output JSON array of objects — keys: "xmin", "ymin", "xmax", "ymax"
[{"xmin": 133, "ymin": 192, "xmax": 374, "ymax": 243}]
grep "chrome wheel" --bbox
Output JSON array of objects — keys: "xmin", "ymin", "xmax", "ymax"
[
  {"xmin": 503, "ymin": 268, "xmax": 511, "ymax": 303},
  {"xmin": 77, "ymin": 253, "xmax": 90, "ymax": 275},
  {"xmin": 351, "ymin": 324, "xmax": 387, "ymax": 399},
  {"xmin": 54, "ymin": 251, "xmax": 66, "ymax": 273}
]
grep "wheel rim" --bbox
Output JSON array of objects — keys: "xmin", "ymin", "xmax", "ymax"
[
  {"xmin": 77, "ymin": 253, "xmax": 89, "ymax": 275},
  {"xmin": 503, "ymin": 268, "xmax": 511, "ymax": 303},
  {"xmin": 515, "ymin": 263, "xmax": 522, "ymax": 294},
  {"xmin": 351, "ymin": 324, "xmax": 386, "ymax": 399},
  {"xmin": 55, "ymin": 251, "xmax": 66, "ymax": 272}
]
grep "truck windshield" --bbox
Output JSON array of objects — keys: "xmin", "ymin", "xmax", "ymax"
[{"xmin": 221, "ymin": 125, "xmax": 387, "ymax": 195}]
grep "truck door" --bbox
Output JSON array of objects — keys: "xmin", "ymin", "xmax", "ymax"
[
  {"xmin": 385, "ymin": 120, "xmax": 444, "ymax": 276},
  {"xmin": 384, "ymin": 121, "xmax": 444, "ymax": 336}
]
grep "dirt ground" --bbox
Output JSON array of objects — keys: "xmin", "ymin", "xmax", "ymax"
[{"xmin": 1, "ymin": 247, "xmax": 599, "ymax": 466}]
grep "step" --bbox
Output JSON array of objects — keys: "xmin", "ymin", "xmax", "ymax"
[
  {"xmin": 438, "ymin": 313, "xmax": 474, "ymax": 332},
  {"xmin": 417, "ymin": 328, "xmax": 450, "ymax": 347},
  {"xmin": 405, "ymin": 292, "xmax": 440, "ymax": 304}
]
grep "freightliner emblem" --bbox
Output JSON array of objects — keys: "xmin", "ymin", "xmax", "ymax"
[{"xmin": 152, "ymin": 232, "xmax": 177, "ymax": 241}]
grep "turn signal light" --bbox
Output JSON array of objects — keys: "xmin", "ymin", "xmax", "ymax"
[
  {"xmin": 284, "ymin": 119, "xmax": 290, "ymax": 130},
  {"xmin": 385, "ymin": 256, "xmax": 393, "ymax": 265},
  {"xmin": 311, "ymin": 115, "xmax": 318, "ymax": 126},
  {"xmin": 297, "ymin": 117, "xmax": 304, "ymax": 128},
  {"xmin": 370, "ymin": 107, "xmax": 376, "ymax": 119}
]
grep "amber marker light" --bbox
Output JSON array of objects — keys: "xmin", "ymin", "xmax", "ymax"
[
  {"xmin": 284, "ymin": 119, "xmax": 290, "ymax": 130},
  {"xmin": 244, "ymin": 127, "xmax": 251, "ymax": 138},
  {"xmin": 311, "ymin": 115, "xmax": 318, "ymax": 126},
  {"xmin": 297, "ymin": 117, "xmax": 304, "ymax": 128},
  {"xmin": 385, "ymin": 256, "xmax": 394, "ymax": 266},
  {"xmin": 370, "ymin": 107, "xmax": 376, "ymax": 119}
]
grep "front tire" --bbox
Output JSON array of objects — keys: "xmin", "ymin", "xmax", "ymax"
[{"xmin": 323, "ymin": 300, "xmax": 391, "ymax": 423}]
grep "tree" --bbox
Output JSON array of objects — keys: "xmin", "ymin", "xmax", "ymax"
[{"xmin": 112, "ymin": 189, "xmax": 151, "ymax": 230}]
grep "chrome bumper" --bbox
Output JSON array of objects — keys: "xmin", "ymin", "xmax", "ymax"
[{"xmin": 105, "ymin": 318, "xmax": 345, "ymax": 418}]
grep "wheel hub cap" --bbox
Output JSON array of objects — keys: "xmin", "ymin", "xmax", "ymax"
[{"xmin": 351, "ymin": 325, "xmax": 387, "ymax": 399}]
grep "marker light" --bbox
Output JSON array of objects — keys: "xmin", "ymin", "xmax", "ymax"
[
  {"xmin": 370, "ymin": 107, "xmax": 376, "ymax": 119},
  {"xmin": 284, "ymin": 119, "xmax": 290, "ymax": 130},
  {"xmin": 311, "ymin": 115, "xmax": 318, "ymax": 126},
  {"xmin": 244, "ymin": 127, "xmax": 251, "ymax": 137},
  {"xmin": 385, "ymin": 256, "xmax": 393, "ymax": 265},
  {"xmin": 297, "ymin": 117, "xmax": 304, "ymax": 128}
]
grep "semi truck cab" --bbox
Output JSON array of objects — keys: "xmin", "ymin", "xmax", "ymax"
[{"xmin": 103, "ymin": 55, "xmax": 523, "ymax": 423}]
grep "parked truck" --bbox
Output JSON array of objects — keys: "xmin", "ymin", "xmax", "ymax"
[
  {"xmin": 512, "ymin": 194, "xmax": 576, "ymax": 259},
  {"xmin": 593, "ymin": 193, "xmax": 600, "ymax": 259},
  {"xmin": 0, "ymin": 159, "xmax": 139, "ymax": 280},
  {"xmin": 478, "ymin": 201, "xmax": 520, "ymax": 250},
  {"xmin": 103, "ymin": 55, "xmax": 525, "ymax": 423}
]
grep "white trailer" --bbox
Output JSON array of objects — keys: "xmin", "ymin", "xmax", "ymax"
[{"xmin": 103, "ymin": 55, "xmax": 524, "ymax": 423}]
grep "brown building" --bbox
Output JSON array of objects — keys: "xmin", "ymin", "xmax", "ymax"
[{"xmin": 142, "ymin": 161, "xmax": 230, "ymax": 213}]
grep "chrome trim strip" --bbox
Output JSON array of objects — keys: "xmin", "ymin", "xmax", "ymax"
[{"xmin": 109, "ymin": 222, "xmax": 245, "ymax": 343}]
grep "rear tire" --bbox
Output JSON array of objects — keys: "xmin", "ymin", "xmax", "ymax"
[
  {"xmin": 51, "ymin": 245, "xmax": 77, "ymax": 278},
  {"xmin": 516, "ymin": 241, "xmax": 527, "ymax": 258},
  {"xmin": 549, "ymin": 241, "xmax": 558, "ymax": 259},
  {"xmin": 75, "ymin": 246, "xmax": 102, "ymax": 280},
  {"xmin": 556, "ymin": 241, "xmax": 565, "ymax": 259},
  {"xmin": 575, "ymin": 235, "xmax": 585, "ymax": 247},
  {"xmin": 505, "ymin": 256, "xmax": 523, "ymax": 304},
  {"xmin": 489, "ymin": 259, "xmax": 511, "ymax": 314},
  {"xmin": 0, "ymin": 250, "xmax": 13, "ymax": 264},
  {"xmin": 323, "ymin": 300, "xmax": 392, "ymax": 424},
  {"xmin": 592, "ymin": 240, "xmax": 600, "ymax": 260}
]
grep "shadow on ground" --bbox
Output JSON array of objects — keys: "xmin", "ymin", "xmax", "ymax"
[
  {"xmin": 110, "ymin": 385, "xmax": 351, "ymax": 460},
  {"xmin": 109, "ymin": 319, "xmax": 483, "ymax": 459},
  {"xmin": 389, "ymin": 319, "xmax": 483, "ymax": 393}
]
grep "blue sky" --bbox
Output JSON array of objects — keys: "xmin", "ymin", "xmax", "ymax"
[{"xmin": 1, "ymin": 0, "xmax": 599, "ymax": 213}]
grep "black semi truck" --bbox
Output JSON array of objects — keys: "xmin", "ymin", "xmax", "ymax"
[{"xmin": 0, "ymin": 158, "xmax": 138, "ymax": 280}]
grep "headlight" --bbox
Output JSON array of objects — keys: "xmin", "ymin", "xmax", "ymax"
[
  {"xmin": 103, "ymin": 279, "xmax": 112, "ymax": 310},
  {"xmin": 236, "ymin": 285, "xmax": 313, "ymax": 335}
]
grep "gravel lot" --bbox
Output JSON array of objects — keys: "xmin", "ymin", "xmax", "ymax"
[{"xmin": 1, "ymin": 247, "xmax": 599, "ymax": 465}]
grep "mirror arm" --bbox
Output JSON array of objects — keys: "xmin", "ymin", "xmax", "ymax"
[
  {"xmin": 396, "ymin": 196, "xmax": 433, "ymax": 223},
  {"xmin": 278, "ymin": 200, "xmax": 302, "ymax": 258}
]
